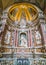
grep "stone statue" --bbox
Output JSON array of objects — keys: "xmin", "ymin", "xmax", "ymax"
[{"xmin": 20, "ymin": 34, "xmax": 27, "ymax": 47}]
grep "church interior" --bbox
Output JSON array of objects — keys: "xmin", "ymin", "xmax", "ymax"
[{"xmin": 0, "ymin": 0, "xmax": 46, "ymax": 65}]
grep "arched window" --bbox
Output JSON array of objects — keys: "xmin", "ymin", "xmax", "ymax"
[{"xmin": 17, "ymin": 60, "xmax": 22, "ymax": 65}]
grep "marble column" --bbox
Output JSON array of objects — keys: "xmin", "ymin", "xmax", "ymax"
[
  {"xmin": 39, "ymin": 12, "xmax": 46, "ymax": 54},
  {"xmin": 29, "ymin": 29, "xmax": 32, "ymax": 47},
  {"xmin": 28, "ymin": 30, "xmax": 30, "ymax": 47},
  {"xmin": 39, "ymin": 12, "xmax": 46, "ymax": 45}
]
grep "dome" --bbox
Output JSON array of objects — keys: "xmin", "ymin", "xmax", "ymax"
[{"xmin": 8, "ymin": 3, "xmax": 38, "ymax": 28}]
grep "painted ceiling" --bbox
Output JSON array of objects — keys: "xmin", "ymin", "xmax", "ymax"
[{"xmin": 0, "ymin": 0, "xmax": 46, "ymax": 15}]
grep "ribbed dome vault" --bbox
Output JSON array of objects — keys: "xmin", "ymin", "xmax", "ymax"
[{"xmin": 8, "ymin": 3, "xmax": 38, "ymax": 28}]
